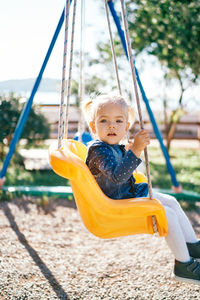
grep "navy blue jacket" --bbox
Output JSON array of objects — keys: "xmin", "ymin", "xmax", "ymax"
[{"xmin": 86, "ymin": 140, "xmax": 148, "ymax": 200}]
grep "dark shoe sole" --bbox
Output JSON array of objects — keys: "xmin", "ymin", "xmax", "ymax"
[{"xmin": 174, "ymin": 274, "xmax": 200, "ymax": 285}]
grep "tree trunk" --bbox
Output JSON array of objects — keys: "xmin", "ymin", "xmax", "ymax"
[
  {"xmin": 166, "ymin": 122, "xmax": 177, "ymax": 151},
  {"xmin": 163, "ymin": 98, "xmax": 169, "ymax": 139}
]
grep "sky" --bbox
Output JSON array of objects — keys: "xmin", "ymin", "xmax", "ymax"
[
  {"xmin": 0, "ymin": 0, "xmax": 199, "ymax": 110},
  {"xmin": 0, "ymin": 0, "xmax": 105, "ymax": 81}
]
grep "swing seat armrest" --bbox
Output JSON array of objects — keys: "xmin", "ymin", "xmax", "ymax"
[{"xmin": 49, "ymin": 145, "xmax": 79, "ymax": 181}]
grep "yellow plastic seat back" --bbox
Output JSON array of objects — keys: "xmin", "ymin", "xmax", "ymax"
[{"xmin": 49, "ymin": 139, "xmax": 168, "ymax": 239}]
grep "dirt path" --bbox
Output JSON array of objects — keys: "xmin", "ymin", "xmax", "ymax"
[{"xmin": 0, "ymin": 198, "xmax": 200, "ymax": 300}]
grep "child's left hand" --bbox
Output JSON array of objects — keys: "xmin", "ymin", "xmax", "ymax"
[{"xmin": 125, "ymin": 130, "xmax": 150, "ymax": 157}]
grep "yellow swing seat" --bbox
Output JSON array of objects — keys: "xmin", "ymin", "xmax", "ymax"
[{"xmin": 49, "ymin": 139, "xmax": 168, "ymax": 239}]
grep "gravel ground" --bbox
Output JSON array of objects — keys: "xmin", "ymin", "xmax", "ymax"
[{"xmin": 0, "ymin": 197, "xmax": 200, "ymax": 300}]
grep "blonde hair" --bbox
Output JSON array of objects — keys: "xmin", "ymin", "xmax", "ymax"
[{"xmin": 82, "ymin": 93, "xmax": 135, "ymax": 126}]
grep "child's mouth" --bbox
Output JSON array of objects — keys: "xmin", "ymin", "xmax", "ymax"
[{"xmin": 108, "ymin": 133, "xmax": 116, "ymax": 136}]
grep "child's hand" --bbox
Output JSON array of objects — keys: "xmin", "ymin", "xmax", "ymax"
[{"xmin": 126, "ymin": 130, "xmax": 150, "ymax": 158}]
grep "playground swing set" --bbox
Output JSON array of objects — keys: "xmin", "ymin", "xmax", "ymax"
[{"xmin": 1, "ymin": 0, "xmax": 200, "ymax": 234}]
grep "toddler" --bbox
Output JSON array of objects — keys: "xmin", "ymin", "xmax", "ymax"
[{"xmin": 82, "ymin": 93, "xmax": 200, "ymax": 285}]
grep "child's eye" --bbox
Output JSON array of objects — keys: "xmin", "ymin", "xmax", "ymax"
[
  {"xmin": 100, "ymin": 119, "xmax": 107, "ymax": 123},
  {"xmin": 116, "ymin": 119, "xmax": 123, "ymax": 123}
]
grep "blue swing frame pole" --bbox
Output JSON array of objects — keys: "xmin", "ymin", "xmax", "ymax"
[
  {"xmin": 108, "ymin": 0, "xmax": 179, "ymax": 188},
  {"xmin": 0, "ymin": 8, "xmax": 65, "ymax": 179}
]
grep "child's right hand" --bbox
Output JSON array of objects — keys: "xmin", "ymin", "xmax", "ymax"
[{"xmin": 127, "ymin": 130, "xmax": 150, "ymax": 158}]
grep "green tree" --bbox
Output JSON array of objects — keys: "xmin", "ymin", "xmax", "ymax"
[
  {"xmin": 127, "ymin": 0, "xmax": 200, "ymax": 84},
  {"xmin": 126, "ymin": 0, "xmax": 200, "ymax": 149},
  {"xmin": 0, "ymin": 93, "xmax": 50, "ymax": 159}
]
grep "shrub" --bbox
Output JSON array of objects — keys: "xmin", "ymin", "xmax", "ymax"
[{"xmin": 0, "ymin": 93, "xmax": 50, "ymax": 159}]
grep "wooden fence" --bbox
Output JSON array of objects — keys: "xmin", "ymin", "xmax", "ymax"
[
  {"xmin": 49, "ymin": 119, "xmax": 200, "ymax": 143},
  {"xmin": 39, "ymin": 105, "xmax": 200, "ymax": 142}
]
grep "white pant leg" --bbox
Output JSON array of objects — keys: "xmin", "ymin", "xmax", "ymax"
[
  {"xmin": 153, "ymin": 191, "xmax": 198, "ymax": 243},
  {"xmin": 163, "ymin": 205, "xmax": 190, "ymax": 262}
]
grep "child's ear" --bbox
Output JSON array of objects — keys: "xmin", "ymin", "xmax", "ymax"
[
  {"xmin": 126, "ymin": 122, "xmax": 130, "ymax": 132},
  {"xmin": 89, "ymin": 121, "xmax": 96, "ymax": 134}
]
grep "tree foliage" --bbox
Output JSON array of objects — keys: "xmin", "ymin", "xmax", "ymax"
[
  {"xmin": 125, "ymin": 0, "xmax": 200, "ymax": 149},
  {"xmin": 0, "ymin": 93, "xmax": 50, "ymax": 158},
  {"xmin": 126, "ymin": 0, "xmax": 200, "ymax": 101}
]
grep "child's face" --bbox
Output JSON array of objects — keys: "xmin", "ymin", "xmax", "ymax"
[{"xmin": 90, "ymin": 102, "xmax": 130, "ymax": 145}]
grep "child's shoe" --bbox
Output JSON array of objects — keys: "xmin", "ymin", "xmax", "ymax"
[
  {"xmin": 174, "ymin": 258, "xmax": 200, "ymax": 285},
  {"xmin": 187, "ymin": 241, "xmax": 200, "ymax": 259}
]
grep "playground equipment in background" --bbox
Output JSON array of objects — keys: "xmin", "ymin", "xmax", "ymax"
[{"xmin": 74, "ymin": 131, "xmax": 92, "ymax": 145}]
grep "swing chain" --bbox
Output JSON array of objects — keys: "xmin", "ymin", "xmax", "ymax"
[
  {"xmin": 105, "ymin": 0, "xmax": 122, "ymax": 95},
  {"xmin": 58, "ymin": 0, "xmax": 71, "ymax": 149},
  {"xmin": 65, "ymin": 0, "xmax": 78, "ymax": 139},
  {"xmin": 119, "ymin": 0, "xmax": 157, "ymax": 233}
]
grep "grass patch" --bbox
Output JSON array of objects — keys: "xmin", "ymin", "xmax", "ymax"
[
  {"xmin": 3, "ymin": 164, "xmax": 68, "ymax": 187},
  {"xmin": 148, "ymin": 146, "xmax": 200, "ymax": 194},
  {"xmin": 2, "ymin": 145, "xmax": 200, "ymax": 195}
]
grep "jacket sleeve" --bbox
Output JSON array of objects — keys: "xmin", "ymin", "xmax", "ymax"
[{"xmin": 86, "ymin": 145, "xmax": 142, "ymax": 184}]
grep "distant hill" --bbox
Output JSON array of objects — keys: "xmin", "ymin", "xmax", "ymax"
[{"xmin": 0, "ymin": 78, "xmax": 60, "ymax": 93}]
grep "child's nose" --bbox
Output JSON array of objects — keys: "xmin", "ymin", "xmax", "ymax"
[{"xmin": 109, "ymin": 121, "xmax": 115, "ymax": 128}]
